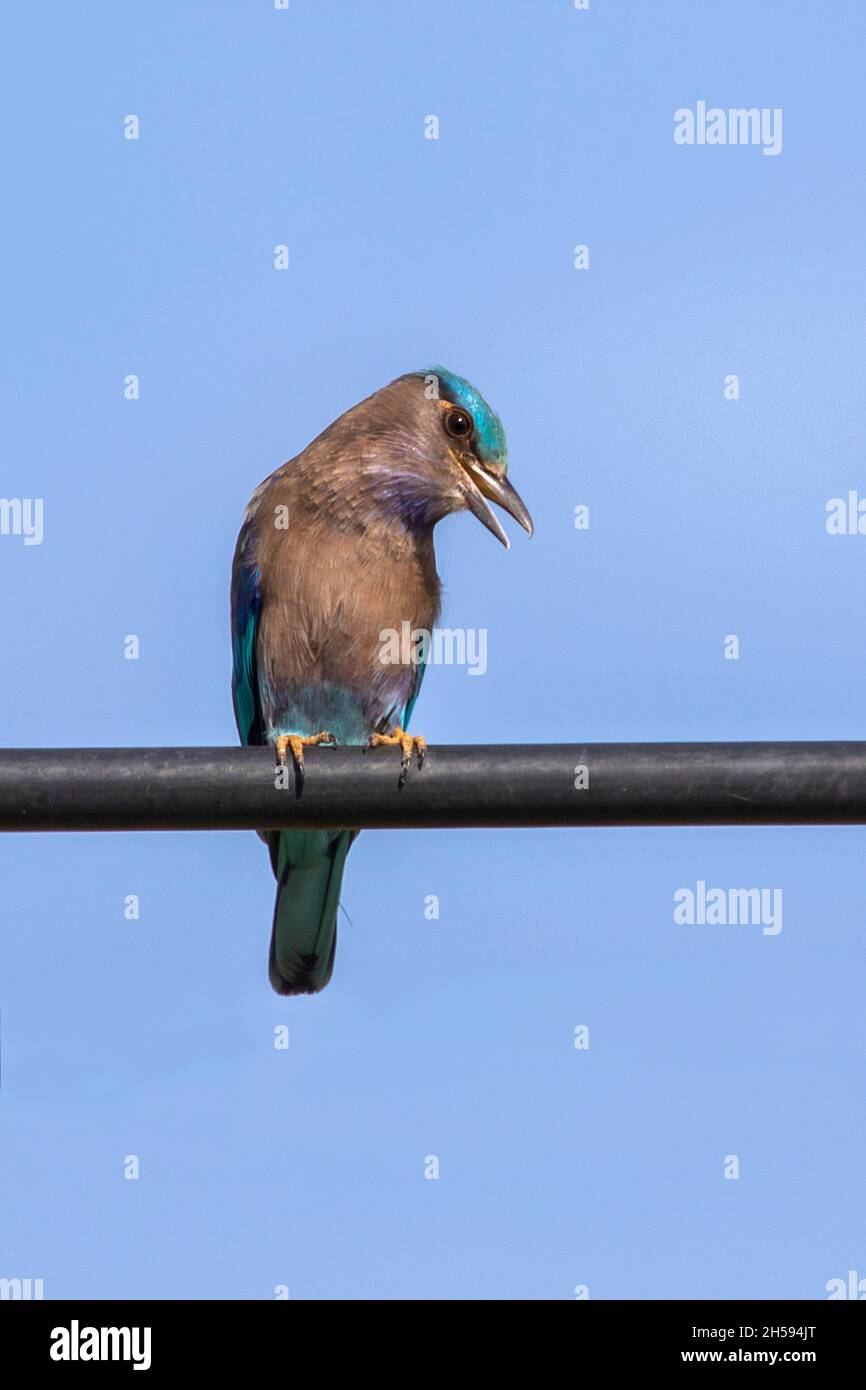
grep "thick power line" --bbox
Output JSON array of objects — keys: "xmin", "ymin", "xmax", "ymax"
[{"xmin": 1, "ymin": 743, "xmax": 866, "ymax": 831}]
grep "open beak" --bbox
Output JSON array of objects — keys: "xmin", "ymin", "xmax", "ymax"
[{"xmin": 460, "ymin": 456, "xmax": 534, "ymax": 549}]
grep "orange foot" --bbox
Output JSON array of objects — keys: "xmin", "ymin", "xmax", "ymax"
[
  {"xmin": 274, "ymin": 731, "xmax": 337, "ymax": 786},
  {"xmin": 367, "ymin": 726, "xmax": 427, "ymax": 787}
]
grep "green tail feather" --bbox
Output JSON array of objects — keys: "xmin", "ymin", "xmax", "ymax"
[{"xmin": 267, "ymin": 829, "xmax": 353, "ymax": 995}]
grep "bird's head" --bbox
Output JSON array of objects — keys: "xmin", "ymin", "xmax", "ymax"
[
  {"xmin": 404, "ymin": 366, "xmax": 534, "ymax": 548},
  {"xmin": 304, "ymin": 367, "xmax": 533, "ymax": 547}
]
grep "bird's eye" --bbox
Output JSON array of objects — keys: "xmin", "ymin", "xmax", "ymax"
[{"xmin": 444, "ymin": 407, "xmax": 473, "ymax": 439}]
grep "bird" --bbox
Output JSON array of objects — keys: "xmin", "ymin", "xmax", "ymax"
[{"xmin": 230, "ymin": 367, "xmax": 533, "ymax": 995}]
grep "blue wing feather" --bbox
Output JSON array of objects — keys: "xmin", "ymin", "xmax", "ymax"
[
  {"xmin": 231, "ymin": 540, "xmax": 263, "ymax": 747},
  {"xmin": 400, "ymin": 647, "xmax": 427, "ymax": 730}
]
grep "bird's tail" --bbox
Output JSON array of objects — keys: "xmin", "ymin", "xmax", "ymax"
[{"xmin": 266, "ymin": 828, "xmax": 354, "ymax": 995}]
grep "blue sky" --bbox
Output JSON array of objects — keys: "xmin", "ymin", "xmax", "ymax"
[{"xmin": 1, "ymin": 0, "xmax": 864, "ymax": 1299}]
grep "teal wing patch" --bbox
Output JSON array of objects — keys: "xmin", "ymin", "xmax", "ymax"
[
  {"xmin": 230, "ymin": 541, "xmax": 263, "ymax": 747},
  {"xmin": 400, "ymin": 646, "xmax": 428, "ymax": 731}
]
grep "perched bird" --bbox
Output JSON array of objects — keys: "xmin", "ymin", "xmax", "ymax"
[{"xmin": 231, "ymin": 368, "xmax": 532, "ymax": 994}]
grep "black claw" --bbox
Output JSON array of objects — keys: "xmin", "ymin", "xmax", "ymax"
[
  {"xmin": 295, "ymin": 758, "xmax": 306, "ymax": 787},
  {"xmin": 398, "ymin": 757, "xmax": 410, "ymax": 788},
  {"xmin": 417, "ymin": 747, "xmax": 426, "ymax": 770}
]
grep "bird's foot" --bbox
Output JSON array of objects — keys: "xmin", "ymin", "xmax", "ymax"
[
  {"xmin": 367, "ymin": 727, "xmax": 427, "ymax": 787},
  {"xmin": 274, "ymin": 731, "xmax": 337, "ymax": 786}
]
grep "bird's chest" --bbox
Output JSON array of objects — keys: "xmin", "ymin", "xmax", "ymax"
[{"xmin": 257, "ymin": 524, "xmax": 440, "ymax": 739}]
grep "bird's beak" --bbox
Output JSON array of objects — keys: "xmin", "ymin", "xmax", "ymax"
[{"xmin": 459, "ymin": 456, "xmax": 534, "ymax": 549}]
